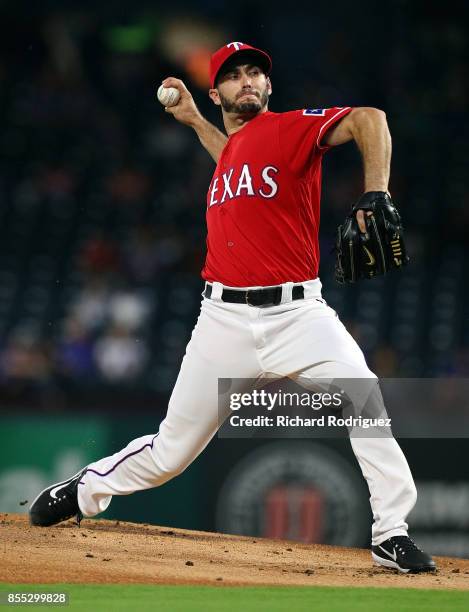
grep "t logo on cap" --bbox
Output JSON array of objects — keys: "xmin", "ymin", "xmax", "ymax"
[{"xmin": 227, "ymin": 42, "xmax": 245, "ymax": 51}]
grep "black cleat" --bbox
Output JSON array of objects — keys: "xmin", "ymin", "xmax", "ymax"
[
  {"xmin": 29, "ymin": 469, "xmax": 87, "ymax": 527},
  {"xmin": 372, "ymin": 535, "xmax": 436, "ymax": 573}
]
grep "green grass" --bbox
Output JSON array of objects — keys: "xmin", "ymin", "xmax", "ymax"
[{"xmin": 1, "ymin": 584, "xmax": 469, "ymax": 612}]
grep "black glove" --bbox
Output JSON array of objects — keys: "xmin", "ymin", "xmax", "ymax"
[{"xmin": 334, "ymin": 191, "xmax": 409, "ymax": 283}]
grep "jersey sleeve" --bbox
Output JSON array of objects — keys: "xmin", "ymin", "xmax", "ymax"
[{"xmin": 279, "ymin": 107, "xmax": 353, "ymax": 177}]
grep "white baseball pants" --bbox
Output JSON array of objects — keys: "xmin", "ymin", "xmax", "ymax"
[{"xmin": 78, "ymin": 278, "xmax": 417, "ymax": 546}]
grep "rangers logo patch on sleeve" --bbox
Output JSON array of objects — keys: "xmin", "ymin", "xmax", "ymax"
[{"xmin": 303, "ymin": 108, "xmax": 326, "ymax": 116}]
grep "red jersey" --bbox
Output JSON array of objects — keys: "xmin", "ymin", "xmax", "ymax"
[{"xmin": 202, "ymin": 106, "xmax": 353, "ymax": 287}]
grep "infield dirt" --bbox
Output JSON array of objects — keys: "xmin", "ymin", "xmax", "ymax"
[{"xmin": 1, "ymin": 514, "xmax": 468, "ymax": 589}]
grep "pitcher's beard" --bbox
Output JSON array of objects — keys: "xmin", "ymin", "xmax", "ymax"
[{"xmin": 219, "ymin": 90, "xmax": 269, "ymax": 115}]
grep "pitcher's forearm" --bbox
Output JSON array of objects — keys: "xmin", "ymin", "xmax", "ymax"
[
  {"xmin": 160, "ymin": 77, "xmax": 228, "ymax": 163},
  {"xmin": 350, "ymin": 107, "xmax": 391, "ymax": 192},
  {"xmin": 191, "ymin": 115, "xmax": 228, "ymax": 163}
]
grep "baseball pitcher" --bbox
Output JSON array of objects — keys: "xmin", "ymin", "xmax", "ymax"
[{"xmin": 29, "ymin": 42, "xmax": 435, "ymax": 573}]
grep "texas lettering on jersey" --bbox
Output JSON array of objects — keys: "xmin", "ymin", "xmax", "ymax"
[
  {"xmin": 209, "ymin": 164, "xmax": 279, "ymax": 206},
  {"xmin": 202, "ymin": 107, "xmax": 353, "ymax": 287}
]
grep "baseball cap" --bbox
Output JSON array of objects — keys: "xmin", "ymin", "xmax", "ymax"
[{"xmin": 210, "ymin": 42, "xmax": 272, "ymax": 88}]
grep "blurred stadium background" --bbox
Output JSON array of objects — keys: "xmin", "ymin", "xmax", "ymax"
[{"xmin": 1, "ymin": 1, "xmax": 468, "ymax": 557}]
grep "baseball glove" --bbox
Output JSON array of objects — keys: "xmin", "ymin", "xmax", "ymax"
[{"xmin": 334, "ymin": 191, "xmax": 409, "ymax": 283}]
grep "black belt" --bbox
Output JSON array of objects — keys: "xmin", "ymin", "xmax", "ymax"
[{"xmin": 204, "ymin": 283, "xmax": 304, "ymax": 306}]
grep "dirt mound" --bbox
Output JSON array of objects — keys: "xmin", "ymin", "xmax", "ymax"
[{"xmin": 1, "ymin": 514, "xmax": 468, "ymax": 589}]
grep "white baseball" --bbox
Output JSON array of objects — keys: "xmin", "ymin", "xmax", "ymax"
[{"xmin": 157, "ymin": 85, "xmax": 180, "ymax": 107}]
